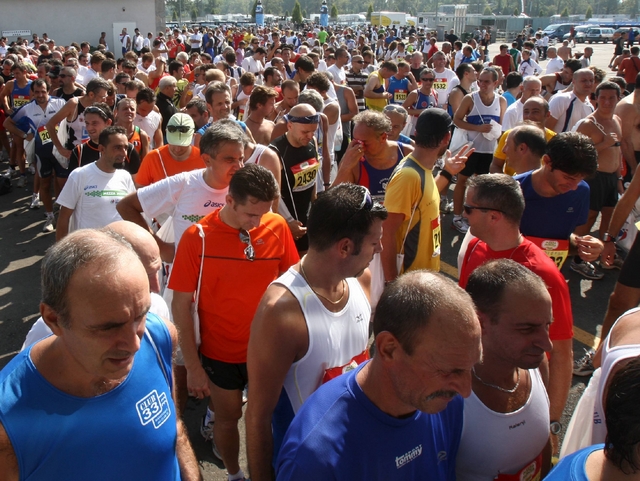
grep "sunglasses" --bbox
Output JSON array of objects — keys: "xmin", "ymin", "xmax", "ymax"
[
  {"xmin": 354, "ymin": 60, "xmax": 364, "ymax": 64},
  {"xmin": 58, "ymin": 74, "xmax": 69, "ymax": 78},
  {"xmin": 463, "ymin": 204, "xmax": 505, "ymax": 215},
  {"xmin": 167, "ymin": 125, "xmax": 191, "ymax": 133},
  {"xmin": 421, "ymin": 77, "xmax": 435, "ymax": 81},
  {"xmin": 343, "ymin": 186, "xmax": 374, "ymax": 225},
  {"xmin": 239, "ymin": 229, "xmax": 255, "ymax": 261}
]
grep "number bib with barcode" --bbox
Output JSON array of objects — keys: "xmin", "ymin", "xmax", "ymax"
[
  {"xmin": 291, "ymin": 158, "xmax": 320, "ymax": 192},
  {"xmin": 431, "ymin": 216, "xmax": 441, "ymax": 257},
  {"xmin": 525, "ymin": 236, "xmax": 569, "ymax": 270},
  {"xmin": 322, "ymin": 350, "xmax": 369, "ymax": 384}
]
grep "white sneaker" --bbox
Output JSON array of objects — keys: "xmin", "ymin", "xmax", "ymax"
[
  {"xmin": 452, "ymin": 215, "xmax": 469, "ymax": 234},
  {"xmin": 16, "ymin": 175, "xmax": 25, "ymax": 188},
  {"xmin": 30, "ymin": 194, "xmax": 41, "ymax": 209},
  {"xmin": 43, "ymin": 215, "xmax": 55, "ymax": 233},
  {"xmin": 28, "ymin": 164, "xmax": 36, "ymax": 175}
]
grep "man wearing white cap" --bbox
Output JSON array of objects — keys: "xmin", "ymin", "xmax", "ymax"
[{"xmin": 135, "ymin": 112, "xmax": 204, "ymax": 188}]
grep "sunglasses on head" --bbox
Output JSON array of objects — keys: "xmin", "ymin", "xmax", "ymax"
[
  {"xmin": 239, "ymin": 230, "xmax": 255, "ymax": 261},
  {"xmin": 167, "ymin": 125, "xmax": 191, "ymax": 134}
]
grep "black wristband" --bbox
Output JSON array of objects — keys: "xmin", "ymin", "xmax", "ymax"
[{"xmin": 439, "ymin": 169, "xmax": 453, "ymax": 181}]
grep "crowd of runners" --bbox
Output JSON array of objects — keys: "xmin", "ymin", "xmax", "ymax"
[{"xmin": 1, "ymin": 21, "xmax": 640, "ymax": 481}]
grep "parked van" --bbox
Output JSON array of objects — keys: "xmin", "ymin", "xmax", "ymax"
[{"xmin": 585, "ymin": 27, "xmax": 615, "ymax": 43}]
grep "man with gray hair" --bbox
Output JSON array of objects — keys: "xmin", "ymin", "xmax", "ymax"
[
  {"xmin": 275, "ymin": 271, "xmax": 482, "ymax": 479},
  {"xmin": 0, "ymin": 229, "xmax": 201, "ymax": 480},
  {"xmin": 157, "ymin": 75, "xmax": 179, "ymax": 135},
  {"xmin": 54, "ymin": 66, "xmax": 85, "ymax": 101}
]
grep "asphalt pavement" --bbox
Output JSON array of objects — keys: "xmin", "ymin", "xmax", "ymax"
[{"xmin": 0, "ymin": 40, "xmax": 625, "ymax": 480}]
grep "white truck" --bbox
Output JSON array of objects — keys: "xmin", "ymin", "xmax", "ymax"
[{"xmin": 371, "ymin": 12, "xmax": 417, "ymax": 27}]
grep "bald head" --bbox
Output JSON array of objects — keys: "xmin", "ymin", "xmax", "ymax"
[
  {"xmin": 289, "ymin": 103, "xmax": 317, "ymax": 118},
  {"xmin": 104, "ymin": 221, "xmax": 162, "ymax": 293}
]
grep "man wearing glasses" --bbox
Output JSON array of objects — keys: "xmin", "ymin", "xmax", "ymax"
[
  {"xmin": 54, "ymin": 67, "xmax": 85, "ymax": 101},
  {"xmin": 345, "ymin": 55, "xmax": 368, "ymax": 113},
  {"xmin": 246, "ymin": 183, "xmax": 388, "ymax": 481},
  {"xmin": 402, "ymin": 69, "xmax": 438, "ymax": 136},
  {"xmin": 458, "ymin": 173, "xmax": 574, "ymax": 459},
  {"xmin": 171, "ymin": 164, "xmax": 298, "ymax": 481}
]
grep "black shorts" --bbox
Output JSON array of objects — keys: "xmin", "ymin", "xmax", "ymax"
[
  {"xmin": 459, "ymin": 152, "xmax": 493, "ymax": 177},
  {"xmin": 619, "ymin": 234, "xmax": 640, "ymax": 288},
  {"xmin": 201, "ymin": 355, "xmax": 248, "ymax": 391},
  {"xmin": 36, "ymin": 153, "xmax": 70, "ymax": 179},
  {"xmin": 586, "ymin": 171, "xmax": 618, "ymax": 211}
]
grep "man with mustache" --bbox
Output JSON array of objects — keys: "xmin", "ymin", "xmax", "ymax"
[
  {"xmin": 274, "ymin": 271, "xmax": 482, "ymax": 480},
  {"xmin": 459, "ymin": 259, "xmax": 554, "ymax": 480}
]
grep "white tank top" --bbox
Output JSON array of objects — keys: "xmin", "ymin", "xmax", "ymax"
[
  {"xmin": 592, "ymin": 306, "xmax": 640, "ymax": 444},
  {"xmin": 276, "ymin": 267, "xmax": 370, "ymax": 414},
  {"xmin": 323, "ymin": 97, "xmax": 343, "ymax": 163},
  {"xmin": 466, "ymin": 91, "xmax": 502, "ymax": 154},
  {"xmin": 456, "ymin": 369, "xmax": 550, "ymax": 480},
  {"xmin": 245, "ymin": 143, "xmax": 268, "ymax": 165}
]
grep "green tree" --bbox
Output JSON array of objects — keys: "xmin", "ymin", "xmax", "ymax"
[
  {"xmin": 292, "ymin": 0, "xmax": 303, "ymax": 23},
  {"xmin": 493, "ymin": 0, "xmax": 503, "ymax": 14},
  {"xmin": 560, "ymin": 6, "xmax": 569, "ymax": 16},
  {"xmin": 191, "ymin": 7, "xmax": 198, "ymax": 21},
  {"xmin": 331, "ymin": 4, "xmax": 338, "ymax": 18},
  {"xmin": 513, "ymin": 7, "xmax": 519, "ymax": 14},
  {"xmin": 172, "ymin": 10, "xmax": 178, "ymax": 21},
  {"xmin": 303, "ymin": 8, "xmax": 308, "ymax": 17},
  {"xmin": 585, "ymin": 5, "xmax": 592, "ymax": 17},
  {"xmin": 367, "ymin": 3, "xmax": 373, "ymax": 19},
  {"xmin": 251, "ymin": 0, "xmax": 258, "ymax": 20},
  {"xmin": 483, "ymin": 5, "xmax": 492, "ymax": 13}
]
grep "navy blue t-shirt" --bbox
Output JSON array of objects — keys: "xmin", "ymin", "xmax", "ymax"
[{"xmin": 516, "ymin": 170, "xmax": 590, "ymax": 240}]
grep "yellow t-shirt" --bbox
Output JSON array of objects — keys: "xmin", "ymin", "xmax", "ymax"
[
  {"xmin": 384, "ymin": 155, "xmax": 441, "ymax": 273},
  {"xmin": 364, "ymin": 71, "xmax": 388, "ymax": 112},
  {"xmin": 494, "ymin": 127, "xmax": 556, "ymax": 176}
]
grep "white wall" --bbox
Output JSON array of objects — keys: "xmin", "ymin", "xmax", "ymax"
[{"xmin": 0, "ymin": 0, "xmax": 165, "ymax": 55}]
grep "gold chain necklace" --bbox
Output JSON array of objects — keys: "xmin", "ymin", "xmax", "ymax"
[{"xmin": 299, "ymin": 260, "xmax": 346, "ymax": 305}]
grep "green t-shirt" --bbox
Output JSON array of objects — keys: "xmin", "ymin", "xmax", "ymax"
[{"xmin": 318, "ymin": 30, "xmax": 328, "ymax": 44}]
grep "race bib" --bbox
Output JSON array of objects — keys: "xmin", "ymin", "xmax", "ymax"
[
  {"xmin": 494, "ymin": 452, "xmax": 542, "ymax": 481},
  {"xmin": 322, "ymin": 350, "xmax": 369, "ymax": 384},
  {"xmin": 237, "ymin": 104, "xmax": 247, "ymax": 121},
  {"xmin": 434, "ymin": 79, "xmax": 448, "ymax": 91},
  {"xmin": 37, "ymin": 125, "xmax": 57, "ymax": 145},
  {"xmin": 431, "ymin": 216, "xmax": 442, "ymax": 257},
  {"xmin": 393, "ymin": 89, "xmax": 407, "ymax": 104},
  {"xmin": 291, "ymin": 158, "xmax": 320, "ymax": 192},
  {"xmin": 13, "ymin": 95, "xmax": 29, "ymax": 108},
  {"xmin": 526, "ymin": 236, "xmax": 569, "ymax": 270}
]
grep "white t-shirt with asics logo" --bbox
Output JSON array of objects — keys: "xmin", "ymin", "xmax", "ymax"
[
  {"xmin": 56, "ymin": 162, "xmax": 135, "ymax": 232},
  {"xmin": 137, "ymin": 168, "xmax": 228, "ymax": 246}
]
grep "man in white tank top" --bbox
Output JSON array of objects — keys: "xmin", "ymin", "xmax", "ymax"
[
  {"xmin": 245, "ymin": 183, "xmax": 388, "ymax": 481},
  {"xmin": 459, "ymin": 259, "xmax": 554, "ymax": 480}
]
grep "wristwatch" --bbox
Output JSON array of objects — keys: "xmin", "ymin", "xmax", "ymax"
[
  {"xmin": 550, "ymin": 421, "xmax": 562, "ymax": 435},
  {"xmin": 603, "ymin": 232, "xmax": 615, "ymax": 243}
]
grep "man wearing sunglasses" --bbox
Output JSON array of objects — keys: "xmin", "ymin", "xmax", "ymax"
[
  {"xmin": 171, "ymin": 164, "xmax": 298, "ymax": 481},
  {"xmin": 345, "ymin": 55, "xmax": 368, "ymax": 113},
  {"xmin": 458, "ymin": 173, "xmax": 574, "ymax": 459},
  {"xmin": 247, "ymin": 183, "xmax": 388, "ymax": 481}
]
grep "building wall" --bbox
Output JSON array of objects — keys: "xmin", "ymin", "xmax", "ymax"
[{"xmin": 0, "ymin": 0, "xmax": 165, "ymax": 55}]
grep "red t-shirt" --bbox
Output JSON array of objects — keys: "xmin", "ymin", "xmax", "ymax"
[
  {"xmin": 459, "ymin": 237, "xmax": 573, "ymax": 341},
  {"xmin": 620, "ymin": 56, "xmax": 640, "ymax": 85},
  {"xmin": 169, "ymin": 209, "xmax": 300, "ymax": 363}
]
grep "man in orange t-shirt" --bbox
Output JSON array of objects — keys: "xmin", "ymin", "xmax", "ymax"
[
  {"xmin": 170, "ymin": 164, "xmax": 299, "ymax": 481},
  {"xmin": 135, "ymin": 112, "xmax": 204, "ymax": 187}
]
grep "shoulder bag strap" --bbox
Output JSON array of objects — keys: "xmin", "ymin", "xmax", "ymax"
[{"xmin": 562, "ymin": 97, "xmax": 577, "ymax": 133}]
